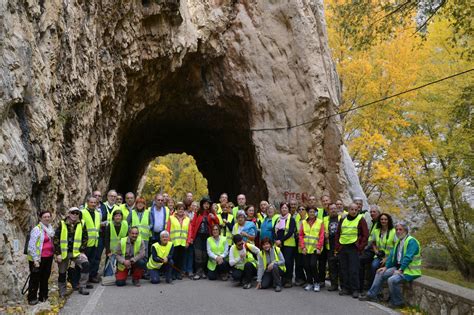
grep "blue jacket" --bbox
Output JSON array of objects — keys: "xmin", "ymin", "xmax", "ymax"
[
  {"xmin": 386, "ymin": 236, "xmax": 421, "ymax": 281},
  {"xmin": 260, "ymin": 217, "xmax": 274, "ymax": 242},
  {"xmin": 149, "ymin": 203, "xmax": 169, "ymax": 241}
]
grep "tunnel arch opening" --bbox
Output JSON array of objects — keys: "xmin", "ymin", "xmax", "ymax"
[{"xmin": 108, "ymin": 54, "xmax": 269, "ymax": 203}]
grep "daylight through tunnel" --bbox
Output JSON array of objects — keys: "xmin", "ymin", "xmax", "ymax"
[{"xmin": 109, "ymin": 54, "xmax": 269, "ymax": 203}]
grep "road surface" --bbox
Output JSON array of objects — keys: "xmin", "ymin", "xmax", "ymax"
[{"xmin": 61, "ymin": 278, "xmax": 398, "ymax": 315}]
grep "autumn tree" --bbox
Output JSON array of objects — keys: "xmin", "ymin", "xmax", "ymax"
[
  {"xmin": 325, "ymin": 0, "xmax": 474, "ymax": 279},
  {"xmin": 140, "ymin": 153, "xmax": 209, "ymax": 204}
]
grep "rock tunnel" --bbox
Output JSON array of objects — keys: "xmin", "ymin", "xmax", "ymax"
[{"xmin": 109, "ymin": 55, "xmax": 269, "ymax": 202}]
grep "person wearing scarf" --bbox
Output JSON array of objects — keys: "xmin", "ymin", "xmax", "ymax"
[{"xmin": 27, "ymin": 210, "xmax": 55, "ymax": 305}]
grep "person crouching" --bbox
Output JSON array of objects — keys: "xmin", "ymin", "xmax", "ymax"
[
  {"xmin": 115, "ymin": 227, "xmax": 146, "ymax": 287},
  {"xmin": 147, "ymin": 231, "xmax": 174, "ymax": 284},
  {"xmin": 256, "ymin": 238, "xmax": 286, "ymax": 292}
]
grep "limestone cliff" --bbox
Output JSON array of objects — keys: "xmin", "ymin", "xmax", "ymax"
[{"xmin": 0, "ymin": 0, "xmax": 360, "ymax": 301}]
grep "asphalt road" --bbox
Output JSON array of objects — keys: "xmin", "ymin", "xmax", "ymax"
[{"xmin": 61, "ymin": 278, "xmax": 398, "ymax": 315}]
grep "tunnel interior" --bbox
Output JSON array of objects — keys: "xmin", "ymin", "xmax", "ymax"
[{"xmin": 109, "ymin": 55, "xmax": 268, "ymax": 203}]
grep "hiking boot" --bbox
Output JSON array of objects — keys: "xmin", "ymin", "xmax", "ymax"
[
  {"xmin": 339, "ymin": 289, "xmax": 350, "ymax": 296},
  {"xmin": 313, "ymin": 283, "xmax": 321, "ymax": 292},
  {"xmin": 221, "ymin": 273, "xmax": 229, "ymax": 281},
  {"xmin": 275, "ymin": 285, "xmax": 282, "ymax": 292},
  {"xmin": 295, "ymin": 279, "xmax": 306, "ymax": 286},
  {"xmin": 89, "ymin": 277, "xmax": 100, "ymax": 284},
  {"xmin": 304, "ymin": 284, "xmax": 313, "ymax": 291},
  {"xmin": 78, "ymin": 288, "xmax": 90, "ymax": 295},
  {"xmin": 359, "ymin": 295, "xmax": 377, "ymax": 302}
]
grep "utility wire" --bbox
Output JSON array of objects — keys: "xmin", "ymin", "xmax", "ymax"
[{"xmin": 250, "ymin": 68, "xmax": 474, "ymax": 132}]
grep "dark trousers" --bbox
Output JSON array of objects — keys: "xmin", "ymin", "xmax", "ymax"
[
  {"xmin": 28, "ymin": 257, "xmax": 53, "ymax": 302},
  {"xmin": 295, "ymin": 253, "xmax": 306, "ymax": 282},
  {"xmin": 261, "ymin": 267, "xmax": 283, "ymax": 289},
  {"xmin": 85, "ymin": 245, "xmax": 98, "ymax": 280},
  {"xmin": 207, "ymin": 261, "xmax": 229, "ymax": 280},
  {"xmin": 281, "ymin": 246, "xmax": 296, "ymax": 283},
  {"xmin": 194, "ymin": 233, "xmax": 209, "ymax": 274},
  {"xmin": 359, "ymin": 249, "xmax": 374, "ymax": 291},
  {"xmin": 318, "ymin": 248, "xmax": 328, "ymax": 283},
  {"xmin": 150, "ymin": 261, "xmax": 173, "ymax": 284},
  {"xmin": 172, "ymin": 246, "xmax": 186, "ymax": 277},
  {"xmin": 92, "ymin": 237, "xmax": 104, "ymax": 278},
  {"xmin": 328, "ymin": 248, "xmax": 340, "ymax": 287},
  {"xmin": 303, "ymin": 253, "xmax": 319, "ymax": 284},
  {"xmin": 231, "ymin": 263, "xmax": 257, "ymax": 284},
  {"xmin": 339, "ymin": 244, "xmax": 360, "ymax": 292}
]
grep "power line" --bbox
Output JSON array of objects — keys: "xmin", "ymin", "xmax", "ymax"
[{"xmin": 250, "ymin": 68, "xmax": 474, "ymax": 132}]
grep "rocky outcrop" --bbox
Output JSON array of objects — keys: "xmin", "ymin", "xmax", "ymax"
[{"xmin": 0, "ymin": 0, "xmax": 360, "ymax": 301}]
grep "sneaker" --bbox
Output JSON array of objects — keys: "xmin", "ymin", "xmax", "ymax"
[
  {"xmin": 304, "ymin": 284, "xmax": 313, "ymax": 291},
  {"xmin": 313, "ymin": 283, "xmax": 320, "ymax": 292},
  {"xmin": 352, "ymin": 290, "xmax": 359, "ymax": 299},
  {"xmin": 275, "ymin": 285, "xmax": 282, "ymax": 292},
  {"xmin": 193, "ymin": 273, "xmax": 201, "ymax": 280},
  {"xmin": 28, "ymin": 299, "xmax": 38, "ymax": 306},
  {"xmin": 188, "ymin": 273, "xmax": 194, "ymax": 280},
  {"xmin": 243, "ymin": 283, "xmax": 252, "ymax": 289},
  {"xmin": 201, "ymin": 273, "xmax": 207, "ymax": 279},
  {"xmin": 78, "ymin": 288, "xmax": 90, "ymax": 295}
]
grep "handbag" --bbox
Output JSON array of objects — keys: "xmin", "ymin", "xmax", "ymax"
[{"xmin": 101, "ymin": 257, "xmax": 117, "ymax": 286}]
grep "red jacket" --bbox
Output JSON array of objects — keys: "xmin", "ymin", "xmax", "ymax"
[
  {"xmin": 299, "ymin": 219, "xmax": 325, "ymax": 251},
  {"xmin": 335, "ymin": 215, "xmax": 369, "ymax": 253},
  {"xmin": 187, "ymin": 210, "xmax": 220, "ymax": 243}
]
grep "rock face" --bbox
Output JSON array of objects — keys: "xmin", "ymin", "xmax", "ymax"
[{"xmin": 0, "ymin": 0, "xmax": 360, "ymax": 301}]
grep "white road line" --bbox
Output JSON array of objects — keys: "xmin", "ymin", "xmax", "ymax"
[
  {"xmin": 80, "ymin": 285, "xmax": 105, "ymax": 315},
  {"xmin": 367, "ymin": 302, "xmax": 400, "ymax": 315}
]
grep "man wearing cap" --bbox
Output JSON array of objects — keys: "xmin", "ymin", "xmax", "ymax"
[
  {"xmin": 360, "ymin": 222, "xmax": 421, "ymax": 308},
  {"xmin": 53, "ymin": 207, "xmax": 91, "ymax": 296}
]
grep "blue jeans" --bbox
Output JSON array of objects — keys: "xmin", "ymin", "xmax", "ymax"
[
  {"xmin": 103, "ymin": 255, "xmax": 116, "ymax": 277},
  {"xmin": 184, "ymin": 244, "xmax": 194, "ymax": 273},
  {"xmin": 367, "ymin": 267, "xmax": 406, "ymax": 306}
]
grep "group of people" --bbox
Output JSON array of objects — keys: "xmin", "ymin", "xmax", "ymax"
[{"xmin": 26, "ymin": 190, "xmax": 421, "ymax": 309}]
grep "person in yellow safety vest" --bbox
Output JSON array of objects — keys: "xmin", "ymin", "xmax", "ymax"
[
  {"xmin": 104, "ymin": 210, "xmax": 129, "ymax": 277},
  {"xmin": 299, "ymin": 207, "xmax": 325, "ymax": 292},
  {"xmin": 26, "ymin": 210, "xmax": 55, "ymax": 305},
  {"xmin": 114, "ymin": 192, "xmax": 135, "ymax": 222},
  {"xmin": 147, "ymin": 231, "xmax": 174, "ymax": 284},
  {"xmin": 256, "ymin": 200, "xmax": 269, "ymax": 226},
  {"xmin": 294, "ymin": 205, "xmax": 308, "ymax": 287},
  {"xmin": 335, "ymin": 203, "xmax": 369, "ymax": 298},
  {"xmin": 217, "ymin": 202, "xmax": 234, "ymax": 246},
  {"xmin": 315, "ymin": 195, "xmax": 330, "ymax": 289},
  {"xmin": 149, "ymin": 194, "xmax": 171, "ymax": 244},
  {"xmin": 369, "ymin": 213, "xmax": 396, "ymax": 287},
  {"xmin": 216, "ymin": 193, "xmax": 229, "ymax": 214},
  {"xmin": 229, "ymin": 234, "xmax": 260, "ymax": 289},
  {"xmin": 232, "ymin": 194, "xmax": 247, "ymax": 218},
  {"xmin": 324, "ymin": 203, "xmax": 342, "ymax": 291},
  {"xmin": 166, "ymin": 202, "xmax": 190, "ymax": 280},
  {"xmin": 274, "ymin": 202, "xmax": 297, "ymax": 288},
  {"xmin": 115, "ymin": 227, "xmax": 146, "ymax": 286},
  {"xmin": 81, "ymin": 196, "xmax": 102, "ymax": 283},
  {"xmin": 256, "ymin": 237, "xmax": 286, "ymax": 292},
  {"xmin": 53, "ymin": 207, "xmax": 90, "ymax": 297},
  {"xmin": 206, "ymin": 224, "xmax": 229, "ymax": 281},
  {"xmin": 361, "ymin": 222, "xmax": 421, "ymax": 309},
  {"xmin": 127, "ymin": 197, "xmax": 151, "ymax": 254}
]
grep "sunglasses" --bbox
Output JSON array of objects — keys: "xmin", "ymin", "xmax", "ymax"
[
  {"xmin": 157, "ymin": 199, "xmax": 164, "ymax": 202},
  {"xmin": 70, "ymin": 211, "xmax": 80, "ymax": 215}
]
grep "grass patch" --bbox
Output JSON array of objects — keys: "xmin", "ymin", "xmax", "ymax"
[{"xmin": 423, "ymin": 268, "xmax": 474, "ymax": 289}]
